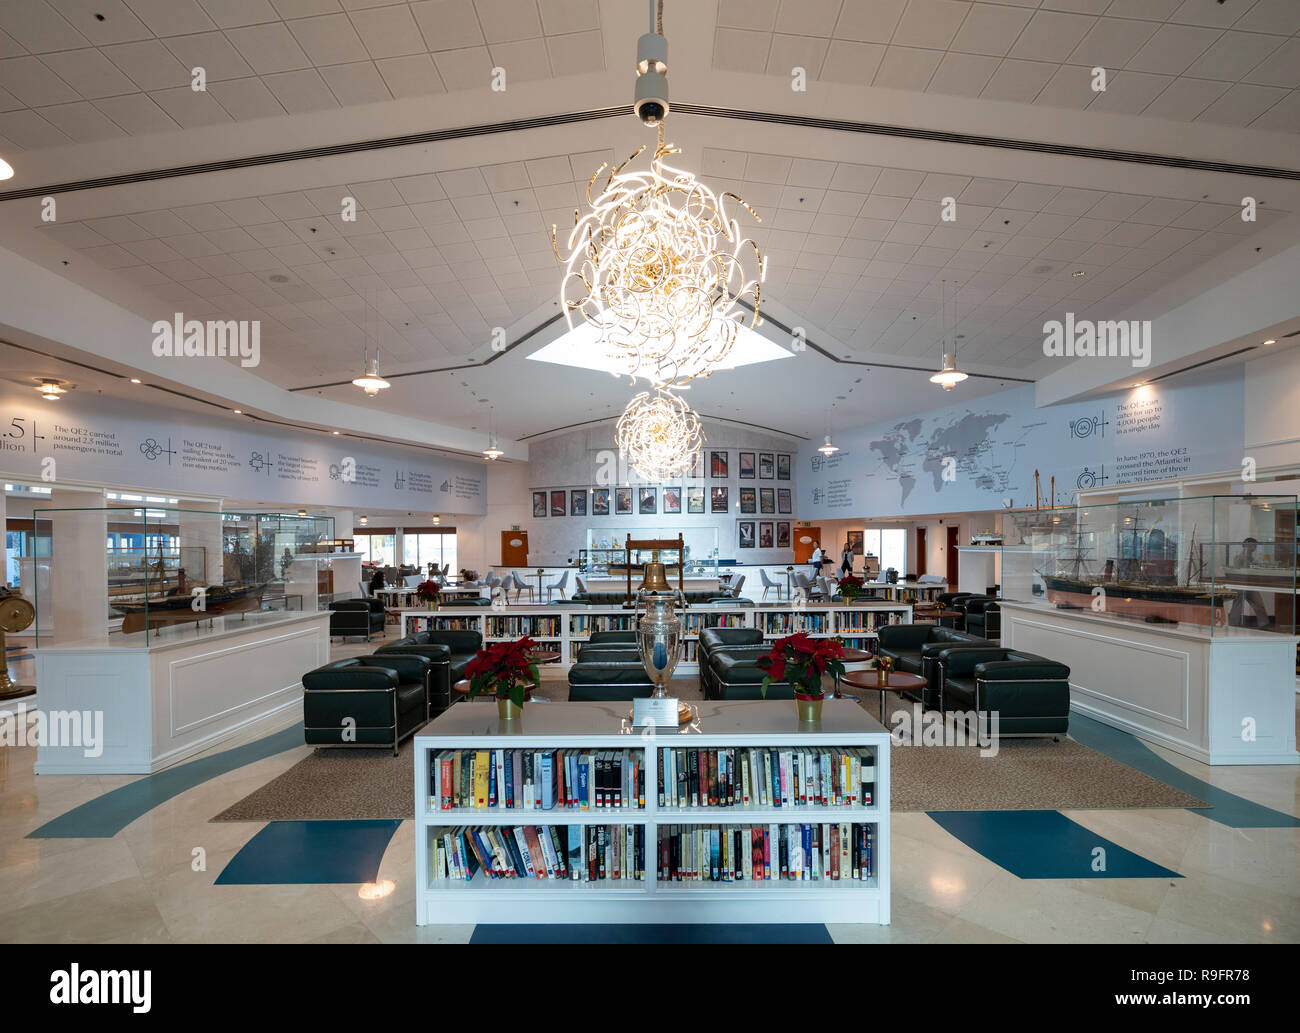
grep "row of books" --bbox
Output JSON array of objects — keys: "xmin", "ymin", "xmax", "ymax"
[
  {"xmin": 837, "ymin": 612, "xmax": 906, "ymax": 631},
  {"xmin": 680, "ymin": 613, "xmax": 747, "ymax": 632},
  {"xmin": 431, "ymin": 824, "xmax": 644, "ymax": 882},
  {"xmin": 486, "ymin": 616, "xmax": 562, "ymax": 637},
  {"xmin": 409, "ymin": 616, "xmax": 479, "ymax": 631},
  {"xmin": 657, "ymin": 746, "xmax": 875, "ymax": 809},
  {"xmin": 761, "ymin": 614, "xmax": 830, "ymax": 633},
  {"xmin": 430, "ymin": 748, "xmax": 646, "ymax": 811},
  {"xmin": 569, "ymin": 615, "xmax": 636, "ymax": 633},
  {"xmin": 658, "ymin": 823, "xmax": 875, "ymax": 882}
]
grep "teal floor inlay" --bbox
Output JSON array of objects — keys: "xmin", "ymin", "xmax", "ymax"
[
  {"xmin": 29, "ymin": 722, "xmax": 305, "ymax": 840},
  {"xmin": 470, "ymin": 924, "xmax": 833, "ymax": 944},
  {"xmin": 216, "ymin": 820, "xmax": 402, "ymax": 885},
  {"xmin": 928, "ymin": 810, "xmax": 1182, "ymax": 879},
  {"xmin": 1068, "ymin": 713, "xmax": 1300, "ymax": 829}
]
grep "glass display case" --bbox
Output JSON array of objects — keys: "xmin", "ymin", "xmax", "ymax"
[
  {"xmin": 32, "ymin": 506, "xmax": 334, "ymax": 643},
  {"xmin": 1001, "ymin": 494, "xmax": 1297, "ymax": 635},
  {"xmin": 582, "ymin": 527, "xmax": 721, "ymax": 577}
]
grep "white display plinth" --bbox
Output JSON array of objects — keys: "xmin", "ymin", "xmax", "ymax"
[
  {"xmin": 1001, "ymin": 601, "xmax": 1298, "ymax": 765},
  {"xmin": 33, "ymin": 611, "xmax": 329, "ymax": 774},
  {"xmin": 414, "ymin": 700, "xmax": 891, "ymax": 925}
]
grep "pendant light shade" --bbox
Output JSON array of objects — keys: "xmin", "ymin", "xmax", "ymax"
[
  {"xmin": 817, "ymin": 434, "xmax": 839, "ymax": 456},
  {"xmin": 351, "ymin": 353, "xmax": 390, "ymax": 396},
  {"xmin": 930, "ymin": 278, "xmax": 967, "ymax": 391},
  {"xmin": 930, "ymin": 353, "xmax": 968, "ymax": 391},
  {"xmin": 482, "ymin": 406, "xmax": 504, "ymax": 460}
]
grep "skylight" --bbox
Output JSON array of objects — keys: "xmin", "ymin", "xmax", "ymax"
[{"xmin": 527, "ymin": 319, "xmax": 793, "ymax": 380}]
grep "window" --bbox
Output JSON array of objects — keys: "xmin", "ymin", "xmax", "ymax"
[
  {"xmin": 402, "ymin": 530, "xmax": 457, "ymax": 573},
  {"xmin": 356, "ymin": 533, "xmax": 396, "ymax": 567},
  {"xmin": 863, "ymin": 528, "xmax": 906, "ymax": 575}
]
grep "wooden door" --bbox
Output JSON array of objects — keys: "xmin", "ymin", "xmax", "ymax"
[
  {"xmin": 916, "ymin": 527, "xmax": 927, "ymax": 575},
  {"xmin": 945, "ymin": 526, "xmax": 959, "ymax": 587},
  {"xmin": 501, "ymin": 529, "xmax": 528, "ymax": 566},
  {"xmin": 792, "ymin": 526, "xmax": 821, "ymax": 564}
]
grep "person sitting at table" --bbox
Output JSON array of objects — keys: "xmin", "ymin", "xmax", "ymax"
[{"xmin": 368, "ymin": 569, "xmax": 385, "ymax": 596}]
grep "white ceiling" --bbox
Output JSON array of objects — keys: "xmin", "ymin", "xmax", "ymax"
[
  {"xmin": 713, "ymin": 0, "xmax": 1299, "ymax": 131},
  {"xmin": 0, "ymin": 0, "xmax": 1295, "ymax": 450}
]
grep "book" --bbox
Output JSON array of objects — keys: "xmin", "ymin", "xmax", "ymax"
[
  {"xmin": 440, "ymin": 753, "xmax": 453, "ymax": 810},
  {"xmin": 568, "ymin": 825, "xmax": 582, "ymax": 881},
  {"xmin": 473, "ymin": 751, "xmax": 490, "ymax": 808},
  {"xmin": 540, "ymin": 752, "xmax": 554, "ymax": 810}
]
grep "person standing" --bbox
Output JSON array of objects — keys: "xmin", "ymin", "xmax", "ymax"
[
  {"xmin": 841, "ymin": 540, "xmax": 854, "ymax": 576},
  {"xmin": 808, "ymin": 541, "xmax": 823, "ymax": 583}
]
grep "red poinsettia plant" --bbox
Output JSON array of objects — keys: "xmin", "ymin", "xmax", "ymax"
[
  {"xmin": 465, "ymin": 635, "xmax": 539, "ymax": 708},
  {"xmin": 837, "ymin": 574, "xmax": 866, "ymax": 600},
  {"xmin": 756, "ymin": 632, "xmax": 846, "ymax": 700},
  {"xmin": 415, "ymin": 580, "xmax": 441, "ymax": 602}
]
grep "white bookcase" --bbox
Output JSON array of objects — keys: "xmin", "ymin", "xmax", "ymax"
[
  {"xmin": 401, "ymin": 601, "xmax": 912, "ymax": 672},
  {"xmin": 414, "ymin": 699, "xmax": 891, "ymax": 925}
]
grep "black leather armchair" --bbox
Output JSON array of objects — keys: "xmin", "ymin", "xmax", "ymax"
[
  {"xmin": 877, "ymin": 624, "xmax": 984, "ymax": 707},
  {"xmin": 930, "ymin": 645, "xmax": 1071, "ymax": 737},
  {"xmin": 697, "ymin": 627, "xmax": 764, "ymax": 672},
  {"xmin": 302, "ymin": 653, "xmax": 434, "ymax": 754},
  {"xmin": 588, "ymin": 630, "xmax": 637, "ymax": 645},
  {"xmin": 963, "ymin": 597, "xmax": 1001, "ymax": 639},
  {"xmin": 328, "ymin": 598, "xmax": 386, "ymax": 640}
]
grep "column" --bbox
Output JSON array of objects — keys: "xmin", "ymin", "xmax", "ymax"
[
  {"xmin": 176, "ymin": 499, "xmax": 223, "ymax": 588},
  {"xmin": 48, "ymin": 487, "xmax": 108, "ymax": 642}
]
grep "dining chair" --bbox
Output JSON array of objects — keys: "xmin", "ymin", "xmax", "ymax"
[
  {"xmin": 545, "ymin": 570, "xmax": 569, "ymax": 602},
  {"xmin": 510, "ymin": 572, "xmax": 534, "ymax": 603},
  {"xmin": 729, "ymin": 574, "xmax": 746, "ymax": 599},
  {"xmin": 759, "ymin": 568, "xmax": 783, "ymax": 600},
  {"xmin": 575, "ymin": 575, "xmax": 587, "ymax": 594}
]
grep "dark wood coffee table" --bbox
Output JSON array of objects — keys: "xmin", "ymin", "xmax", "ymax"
[
  {"xmin": 915, "ymin": 608, "xmax": 961, "ymax": 627},
  {"xmin": 833, "ymin": 647, "xmax": 873, "ymax": 701},
  {"xmin": 841, "ymin": 669, "xmax": 928, "ymax": 722}
]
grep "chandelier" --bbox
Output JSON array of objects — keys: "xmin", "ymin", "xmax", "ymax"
[
  {"xmin": 616, "ymin": 389, "xmax": 704, "ymax": 482},
  {"xmin": 553, "ymin": 0, "xmax": 765, "ymax": 389}
]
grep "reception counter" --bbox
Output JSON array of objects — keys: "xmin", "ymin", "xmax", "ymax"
[
  {"xmin": 1000, "ymin": 601, "xmax": 1298, "ymax": 765},
  {"xmin": 33, "ymin": 610, "xmax": 329, "ymax": 774}
]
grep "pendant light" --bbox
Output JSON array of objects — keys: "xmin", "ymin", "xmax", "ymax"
[
  {"xmin": 817, "ymin": 409, "xmax": 839, "ymax": 456},
  {"xmin": 351, "ymin": 290, "xmax": 390, "ymax": 396},
  {"xmin": 482, "ymin": 406, "xmax": 504, "ymax": 461},
  {"xmin": 929, "ymin": 278, "xmax": 968, "ymax": 391}
]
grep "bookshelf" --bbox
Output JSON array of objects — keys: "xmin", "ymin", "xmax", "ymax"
[
  {"xmin": 414, "ymin": 699, "xmax": 891, "ymax": 925},
  {"xmin": 403, "ymin": 601, "xmax": 912, "ymax": 671}
]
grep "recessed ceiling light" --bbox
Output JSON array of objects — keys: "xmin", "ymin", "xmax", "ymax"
[
  {"xmin": 1263, "ymin": 338, "xmax": 1276, "ymax": 345},
  {"xmin": 1071, "ymin": 270, "xmax": 1085, "ymax": 277},
  {"xmin": 0, "ymin": 156, "xmax": 12, "ymax": 180},
  {"xmin": 332, "ymin": 430, "xmax": 340, "ymax": 435},
  {"xmin": 233, "ymin": 409, "xmax": 242, "ymax": 414},
  {"xmin": 129, "ymin": 377, "xmax": 141, "ymax": 384}
]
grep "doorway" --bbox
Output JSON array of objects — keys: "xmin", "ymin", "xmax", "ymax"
[
  {"xmin": 946, "ymin": 526, "xmax": 959, "ymax": 586},
  {"xmin": 916, "ymin": 527, "xmax": 927, "ymax": 576}
]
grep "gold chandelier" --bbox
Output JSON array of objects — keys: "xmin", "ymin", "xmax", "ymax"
[
  {"xmin": 615, "ymin": 389, "xmax": 704, "ymax": 482},
  {"xmin": 553, "ymin": 1, "xmax": 765, "ymax": 389}
]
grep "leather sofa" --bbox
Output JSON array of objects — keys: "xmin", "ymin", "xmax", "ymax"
[
  {"xmin": 377, "ymin": 630, "xmax": 482, "ymax": 715},
  {"xmin": 302, "ymin": 653, "xmax": 435, "ymax": 754},
  {"xmin": 567, "ymin": 656, "xmax": 654, "ymax": 701},
  {"xmin": 707, "ymin": 650, "xmax": 796, "ymax": 700},
  {"xmin": 697, "ymin": 627, "xmax": 764, "ymax": 674},
  {"xmin": 930, "ymin": 645, "xmax": 1071, "ymax": 736},
  {"xmin": 328, "ymin": 598, "xmax": 386, "ymax": 640},
  {"xmin": 876, "ymin": 624, "xmax": 984, "ymax": 707},
  {"xmin": 588, "ymin": 630, "xmax": 637, "ymax": 645}
]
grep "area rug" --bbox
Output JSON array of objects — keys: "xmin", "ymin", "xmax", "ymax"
[{"xmin": 212, "ymin": 716, "xmax": 1205, "ymax": 822}]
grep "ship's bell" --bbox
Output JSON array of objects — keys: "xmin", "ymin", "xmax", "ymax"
[{"xmin": 638, "ymin": 550, "xmax": 672, "ymax": 594}]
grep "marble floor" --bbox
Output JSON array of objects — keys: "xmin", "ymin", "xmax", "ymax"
[{"xmin": 1, "ymin": 634, "xmax": 1297, "ymax": 944}]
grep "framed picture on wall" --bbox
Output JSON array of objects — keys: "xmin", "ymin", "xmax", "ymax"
[
  {"xmin": 759, "ymin": 522, "xmax": 774, "ymax": 549},
  {"xmin": 711, "ymin": 486, "xmax": 729, "ymax": 513},
  {"xmin": 592, "ymin": 488, "xmax": 610, "ymax": 515},
  {"xmin": 615, "ymin": 487, "xmax": 633, "ymax": 514},
  {"xmin": 570, "ymin": 489, "xmax": 587, "ymax": 516},
  {"xmin": 778, "ymin": 488, "xmax": 792, "ymax": 514},
  {"xmin": 688, "ymin": 451, "xmax": 704, "ymax": 479},
  {"xmin": 738, "ymin": 521, "xmax": 755, "ymax": 549},
  {"xmin": 777, "ymin": 454, "xmax": 791, "ymax": 480},
  {"xmin": 760, "ymin": 487, "xmax": 775, "ymax": 514},
  {"xmin": 847, "ymin": 529, "xmax": 864, "ymax": 555},
  {"xmin": 710, "ymin": 450, "xmax": 728, "ymax": 478},
  {"xmin": 663, "ymin": 487, "xmax": 681, "ymax": 514},
  {"xmin": 638, "ymin": 486, "xmax": 657, "ymax": 514},
  {"xmin": 739, "ymin": 486, "xmax": 756, "ymax": 514},
  {"xmin": 777, "ymin": 521, "xmax": 791, "ymax": 548},
  {"xmin": 738, "ymin": 452, "xmax": 755, "ymax": 479},
  {"xmin": 759, "ymin": 452, "xmax": 774, "ymax": 479},
  {"xmin": 532, "ymin": 492, "xmax": 547, "ymax": 518},
  {"xmin": 686, "ymin": 486, "xmax": 705, "ymax": 514},
  {"xmin": 550, "ymin": 490, "xmax": 566, "ymax": 517}
]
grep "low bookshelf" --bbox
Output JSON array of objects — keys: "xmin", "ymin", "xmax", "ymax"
[
  {"xmin": 402, "ymin": 602, "xmax": 912, "ymax": 671},
  {"xmin": 413, "ymin": 699, "xmax": 891, "ymax": 925}
]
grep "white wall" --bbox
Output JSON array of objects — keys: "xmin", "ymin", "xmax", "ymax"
[
  {"xmin": 1245, "ymin": 345, "xmax": 1300, "ymax": 474},
  {"xmin": 454, "ymin": 462, "xmax": 533, "ymax": 574},
  {"xmin": 523, "ymin": 420, "xmax": 801, "ymax": 567}
]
